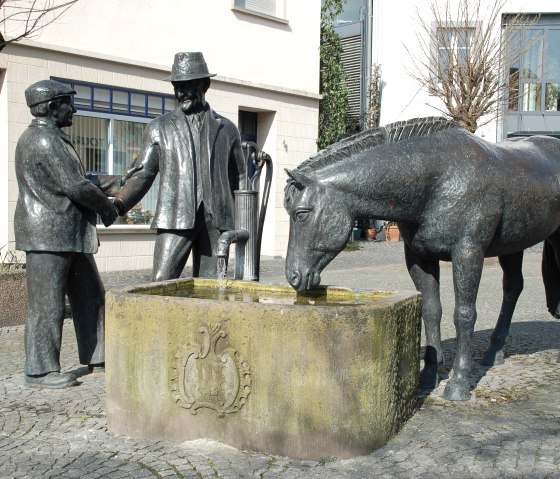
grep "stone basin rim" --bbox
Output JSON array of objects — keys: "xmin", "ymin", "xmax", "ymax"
[{"xmin": 106, "ymin": 277, "xmax": 420, "ymax": 308}]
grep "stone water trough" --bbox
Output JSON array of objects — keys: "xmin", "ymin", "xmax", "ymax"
[{"xmin": 106, "ymin": 278, "xmax": 421, "ymax": 460}]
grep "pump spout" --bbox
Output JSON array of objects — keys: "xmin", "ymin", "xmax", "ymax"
[{"xmin": 216, "ymin": 229, "xmax": 250, "ymax": 258}]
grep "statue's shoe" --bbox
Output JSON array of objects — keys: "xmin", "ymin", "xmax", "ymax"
[
  {"xmin": 88, "ymin": 362, "xmax": 105, "ymax": 373},
  {"xmin": 24, "ymin": 371, "xmax": 78, "ymax": 388}
]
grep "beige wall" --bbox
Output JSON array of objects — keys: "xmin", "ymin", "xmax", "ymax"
[
  {"xmin": 1, "ymin": 39, "xmax": 319, "ymax": 271},
  {"xmin": 96, "ymin": 228, "xmax": 157, "ymax": 272},
  {"xmin": 0, "ymin": 68, "xmax": 8, "ymax": 255}
]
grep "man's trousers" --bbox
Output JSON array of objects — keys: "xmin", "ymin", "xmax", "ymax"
[
  {"xmin": 24, "ymin": 251, "xmax": 105, "ymax": 376},
  {"xmin": 152, "ymin": 204, "xmax": 223, "ymax": 281}
]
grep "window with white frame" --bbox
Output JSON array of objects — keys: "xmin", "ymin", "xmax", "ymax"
[
  {"xmin": 233, "ymin": 0, "xmax": 285, "ymax": 21},
  {"xmin": 435, "ymin": 26, "xmax": 475, "ymax": 83},
  {"xmin": 506, "ymin": 15, "xmax": 560, "ymax": 113},
  {"xmin": 53, "ymin": 78, "xmax": 176, "ymax": 225}
]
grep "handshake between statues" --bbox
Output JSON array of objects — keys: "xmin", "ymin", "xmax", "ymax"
[{"xmin": 87, "ymin": 162, "xmax": 144, "ymax": 227}]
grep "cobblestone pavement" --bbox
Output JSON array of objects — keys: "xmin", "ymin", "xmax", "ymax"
[{"xmin": 1, "ymin": 241, "xmax": 559, "ymax": 478}]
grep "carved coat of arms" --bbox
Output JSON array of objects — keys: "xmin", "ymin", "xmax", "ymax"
[{"xmin": 171, "ymin": 324, "xmax": 251, "ymax": 416}]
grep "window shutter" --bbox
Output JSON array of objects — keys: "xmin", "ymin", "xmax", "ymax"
[
  {"xmin": 340, "ymin": 34, "xmax": 362, "ymax": 128},
  {"xmin": 236, "ymin": 0, "xmax": 276, "ymax": 17}
]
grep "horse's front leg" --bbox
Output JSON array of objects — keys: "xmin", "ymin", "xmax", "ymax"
[
  {"xmin": 481, "ymin": 251, "xmax": 524, "ymax": 366},
  {"xmin": 444, "ymin": 246, "xmax": 484, "ymax": 400},
  {"xmin": 404, "ymin": 244, "xmax": 443, "ymax": 390}
]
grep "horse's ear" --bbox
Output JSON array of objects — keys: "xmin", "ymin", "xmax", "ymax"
[{"xmin": 285, "ymin": 168, "xmax": 313, "ymax": 187}]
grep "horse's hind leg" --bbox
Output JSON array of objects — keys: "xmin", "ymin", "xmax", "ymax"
[
  {"xmin": 541, "ymin": 232, "xmax": 560, "ymax": 364},
  {"xmin": 405, "ymin": 245, "xmax": 443, "ymax": 390},
  {"xmin": 542, "ymin": 231, "xmax": 560, "ymax": 318},
  {"xmin": 481, "ymin": 251, "xmax": 524, "ymax": 367}
]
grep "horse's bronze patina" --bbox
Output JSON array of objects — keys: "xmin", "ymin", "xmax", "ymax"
[{"xmin": 284, "ymin": 116, "xmax": 560, "ymax": 401}]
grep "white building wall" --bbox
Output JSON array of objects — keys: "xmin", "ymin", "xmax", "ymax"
[
  {"xmin": 9, "ymin": 0, "xmax": 320, "ymax": 96},
  {"xmin": 372, "ymin": 0, "xmax": 433, "ymax": 126},
  {"xmin": 0, "ymin": 0, "xmax": 320, "ymax": 271}
]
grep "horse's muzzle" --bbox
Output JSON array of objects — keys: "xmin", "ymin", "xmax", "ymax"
[
  {"xmin": 286, "ymin": 269, "xmax": 320, "ymax": 292},
  {"xmin": 288, "ymin": 270, "xmax": 302, "ymax": 289}
]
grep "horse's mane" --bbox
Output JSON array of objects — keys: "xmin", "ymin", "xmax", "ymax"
[{"xmin": 297, "ymin": 116, "xmax": 460, "ymax": 174}]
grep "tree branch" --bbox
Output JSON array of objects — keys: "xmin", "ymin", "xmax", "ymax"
[
  {"xmin": 407, "ymin": 0, "xmax": 537, "ymax": 132},
  {"xmin": 0, "ymin": 0, "xmax": 79, "ymax": 52}
]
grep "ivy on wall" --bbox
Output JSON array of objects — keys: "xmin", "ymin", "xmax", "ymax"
[{"xmin": 318, "ymin": 0, "xmax": 350, "ymax": 150}]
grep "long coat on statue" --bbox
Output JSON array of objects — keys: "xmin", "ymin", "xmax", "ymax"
[
  {"xmin": 117, "ymin": 105, "xmax": 246, "ymax": 231},
  {"xmin": 14, "ymin": 119, "xmax": 118, "ymax": 253}
]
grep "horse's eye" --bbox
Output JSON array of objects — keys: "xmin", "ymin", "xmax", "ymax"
[{"xmin": 293, "ymin": 209, "xmax": 310, "ymax": 222}]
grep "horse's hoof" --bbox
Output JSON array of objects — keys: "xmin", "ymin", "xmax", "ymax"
[
  {"xmin": 419, "ymin": 365, "xmax": 439, "ymax": 390},
  {"xmin": 442, "ymin": 378, "xmax": 471, "ymax": 401},
  {"xmin": 481, "ymin": 349, "xmax": 504, "ymax": 367}
]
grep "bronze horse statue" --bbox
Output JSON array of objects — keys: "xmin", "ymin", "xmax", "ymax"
[{"xmin": 284, "ymin": 116, "xmax": 560, "ymax": 401}]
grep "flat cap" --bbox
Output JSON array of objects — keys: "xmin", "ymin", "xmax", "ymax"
[{"xmin": 25, "ymin": 80, "xmax": 76, "ymax": 108}]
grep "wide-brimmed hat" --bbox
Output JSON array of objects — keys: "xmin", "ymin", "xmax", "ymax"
[
  {"xmin": 25, "ymin": 80, "xmax": 76, "ymax": 107},
  {"xmin": 165, "ymin": 52, "xmax": 216, "ymax": 82}
]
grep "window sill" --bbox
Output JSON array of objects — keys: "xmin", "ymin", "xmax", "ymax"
[
  {"xmin": 507, "ymin": 111, "xmax": 560, "ymax": 115},
  {"xmin": 231, "ymin": 6, "xmax": 289, "ymax": 25},
  {"xmin": 97, "ymin": 225, "xmax": 156, "ymax": 235}
]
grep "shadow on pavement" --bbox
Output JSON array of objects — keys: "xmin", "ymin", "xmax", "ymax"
[{"xmin": 418, "ymin": 320, "xmax": 560, "ymax": 399}]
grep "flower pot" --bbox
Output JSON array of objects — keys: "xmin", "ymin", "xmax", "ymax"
[
  {"xmin": 386, "ymin": 225, "xmax": 400, "ymax": 243},
  {"xmin": 364, "ymin": 228, "xmax": 377, "ymax": 241}
]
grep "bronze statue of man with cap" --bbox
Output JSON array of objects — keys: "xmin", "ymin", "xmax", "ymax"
[
  {"xmin": 114, "ymin": 52, "xmax": 246, "ymax": 281},
  {"xmin": 14, "ymin": 79, "xmax": 126, "ymax": 388}
]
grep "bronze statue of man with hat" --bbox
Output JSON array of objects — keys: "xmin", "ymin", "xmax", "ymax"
[
  {"xmin": 114, "ymin": 52, "xmax": 246, "ymax": 280},
  {"xmin": 14, "ymin": 79, "xmax": 133, "ymax": 388}
]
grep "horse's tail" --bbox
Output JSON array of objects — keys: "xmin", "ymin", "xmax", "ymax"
[{"xmin": 542, "ymin": 235, "xmax": 560, "ymax": 318}]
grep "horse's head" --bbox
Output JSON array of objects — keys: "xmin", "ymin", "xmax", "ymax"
[{"xmin": 284, "ymin": 168, "xmax": 353, "ymax": 292}]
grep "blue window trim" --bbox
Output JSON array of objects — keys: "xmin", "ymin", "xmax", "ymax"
[{"xmin": 51, "ymin": 77, "xmax": 176, "ymax": 119}]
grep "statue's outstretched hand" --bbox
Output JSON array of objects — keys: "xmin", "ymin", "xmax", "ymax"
[
  {"xmin": 120, "ymin": 164, "xmax": 144, "ymax": 186},
  {"xmin": 112, "ymin": 197, "xmax": 125, "ymax": 216},
  {"xmin": 101, "ymin": 201, "xmax": 119, "ymax": 227}
]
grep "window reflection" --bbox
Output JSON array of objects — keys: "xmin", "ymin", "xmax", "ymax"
[
  {"xmin": 508, "ymin": 68, "xmax": 520, "ymax": 111},
  {"xmin": 93, "ymin": 88, "xmax": 110, "ymax": 112},
  {"xmin": 335, "ymin": 0, "xmax": 362, "ymax": 25},
  {"xmin": 113, "ymin": 120, "xmax": 158, "ymax": 224},
  {"xmin": 68, "ymin": 116, "xmax": 109, "ymax": 173},
  {"xmin": 112, "ymin": 90, "xmax": 129, "ymax": 115},
  {"xmin": 520, "ymin": 83, "xmax": 542, "ymax": 112},
  {"xmin": 546, "ymin": 83, "xmax": 560, "ymax": 111},
  {"xmin": 506, "ymin": 20, "xmax": 560, "ymax": 113},
  {"xmin": 521, "ymin": 30, "xmax": 543, "ymax": 80},
  {"xmin": 544, "ymin": 29, "xmax": 560, "ymax": 78},
  {"xmin": 65, "ymin": 115, "xmax": 158, "ymax": 225},
  {"xmin": 436, "ymin": 27, "xmax": 474, "ymax": 82}
]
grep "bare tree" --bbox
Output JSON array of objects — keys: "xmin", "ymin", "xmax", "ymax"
[
  {"xmin": 0, "ymin": 0, "xmax": 78, "ymax": 52},
  {"xmin": 407, "ymin": 0, "xmax": 536, "ymax": 133}
]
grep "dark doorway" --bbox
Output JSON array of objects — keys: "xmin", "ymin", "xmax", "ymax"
[{"xmin": 238, "ymin": 110, "xmax": 258, "ymax": 143}]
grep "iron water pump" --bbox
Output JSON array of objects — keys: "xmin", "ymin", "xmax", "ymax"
[{"xmin": 216, "ymin": 142, "xmax": 273, "ymax": 281}]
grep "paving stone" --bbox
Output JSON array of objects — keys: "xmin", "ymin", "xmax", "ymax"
[{"xmin": 0, "ymin": 242, "xmax": 558, "ymax": 477}]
